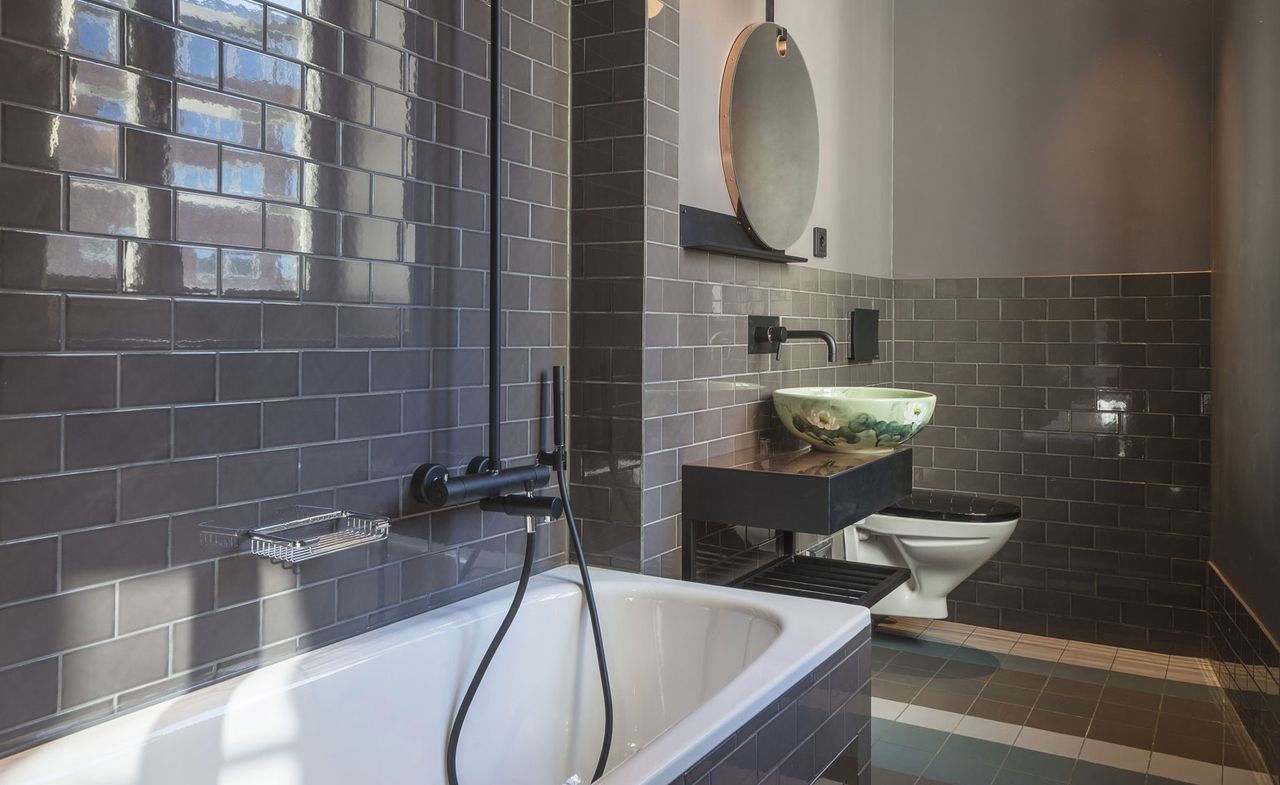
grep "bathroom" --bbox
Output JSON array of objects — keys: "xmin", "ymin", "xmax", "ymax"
[{"xmin": 0, "ymin": 0, "xmax": 1276, "ymax": 783}]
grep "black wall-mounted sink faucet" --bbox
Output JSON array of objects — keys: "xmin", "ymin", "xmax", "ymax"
[{"xmin": 747, "ymin": 315, "xmax": 837, "ymax": 361}]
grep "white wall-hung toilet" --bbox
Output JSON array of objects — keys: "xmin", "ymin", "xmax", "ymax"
[{"xmin": 842, "ymin": 491, "xmax": 1020, "ymax": 618}]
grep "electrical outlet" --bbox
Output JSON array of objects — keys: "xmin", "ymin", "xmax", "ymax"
[{"xmin": 813, "ymin": 227, "xmax": 828, "ymax": 258}]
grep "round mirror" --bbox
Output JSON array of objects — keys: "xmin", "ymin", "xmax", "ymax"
[{"xmin": 720, "ymin": 23, "xmax": 820, "ymax": 252}]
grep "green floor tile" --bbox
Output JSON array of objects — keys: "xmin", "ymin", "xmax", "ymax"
[
  {"xmin": 1001, "ymin": 748, "xmax": 1077, "ymax": 782},
  {"xmin": 873, "ymin": 740, "xmax": 938, "ymax": 777},
  {"xmin": 1068, "ymin": 761, "xmax": 1146, "ymax": 785},
  {"xmin": 922, "ymin": 752, "xmax": 1000, "ymax": 785},
  {"xmin": 993, "ymin": 769, "xmax": 1062, "ymax": 785},
  {"xmin": 878, "ymin": 721, "xmax": 950, "ymax": 753}
]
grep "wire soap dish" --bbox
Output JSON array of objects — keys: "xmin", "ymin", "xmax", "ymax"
[{"xmin": 200, "ymin": 507, "xmax": 391, "ymax": 567}]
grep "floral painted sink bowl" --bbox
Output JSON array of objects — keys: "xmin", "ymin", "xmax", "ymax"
[{"xmin": 773, "ymin": 387, "xmax": 937, "ymax": 454}]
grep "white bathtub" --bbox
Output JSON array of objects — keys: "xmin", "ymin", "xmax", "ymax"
[{"xmin": 0, "ymin": 566, "xmax": 869, "ymax": 785}]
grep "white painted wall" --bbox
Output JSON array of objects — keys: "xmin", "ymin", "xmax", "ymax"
[{"xmin": 678, "ymin": 0, "xmax": 894, "ymax": 277}]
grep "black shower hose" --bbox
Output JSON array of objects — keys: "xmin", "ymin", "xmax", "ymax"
[{"xmin": 444, "ymin": 467, "xmax": 615, "ymax": 785}]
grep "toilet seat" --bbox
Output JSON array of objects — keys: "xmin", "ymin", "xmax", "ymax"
[{"xmin": 842, "ymin": 490, "xmax": 1020, "ymax": 619}]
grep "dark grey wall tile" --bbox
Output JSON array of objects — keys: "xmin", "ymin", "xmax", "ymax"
[
  {"xmin": 175, "ymin": 403, "xmax": 262, "ymax": 457},
  {"xmin": 338, "ymin": 393, "xmax": 401, "ymax": 438},
  {"xmin": 218, "ymin": 448, "xmax": 300, "ymax": 503},
  {"xmin": 125, "ymin": 15, "xmax": 220, "ymax": 86},
  {"xmin": 221, "ymin": 251, "xmax": 301, "ymax": 299},
  {"xmin": 0, "ymin": 292, "xmax": 62, "ymax": 352},
  {"xmin": 0, "ymin": 539, "xmax": 58, "ymax": 605},
  {"xmin": 0, "ymin": 168, "xmax": 62, "ymax": 231},
  {"xmin": 119, "ymin": 563, "xmax": 216, "ymax": 633},
  {"xmin": 66, "ymin": 409, "xmax": 171, "ymax": 469},
  {"xmin": 120, "ymin": 459, "xmax": 217, "ymax": 518},
  {"xmin": 68, "ymin": 179, "xmax": 172, "ymax": 240},
  {"xmin": 175, "ymin": 300, "xmax": 262, "ymax": 349},
  {"xmin": 1, "ymin": 106, "xmax": 119, "ymax": 176},
  {"xmin": 62, "ymin": 629, "xmax": 169, "ymax": 707},
  {"xmin": 0, "ymin": 587, "xmax": 114, "ymax": 668},
  {"xmin": 0, "ymin": 659, "xmax": 57, "ymax": 732},
  {"xmin": 301, "ymin": 441, "xmax": 369, "ymax": 489},
  {"xmin": 66, "ymin": 296, "xmax": 172, "ymax": 351},
  {"xmin": 0, "ymin": 40, "xmax": 61, "ymax": 109},
  {"xmin": 264, "ymin": 303, "xmax": 336, "ymax": 348},
  {"xmin": 121, "ymin": 354, "xmax": 218, "ymax": 406},
  {"xmin": 62, "ymin": 518, "xmax": 169, "ymax": 590},
  {"xmin": 68, "ymin": 59, "xmax": 172, "ymax": 130},
  {"xmin": 220, "ymin": 352, "xmax": 300, "ymax": 400},
  {"xmin": 262, "ymin": 582, "xmax": 336, "ymax": 644},
  {"xmin": 123, "ymin": 241, "xmax": 220, "ymax": 297},
  {"xmin": 125, "ymin": 129, "xmax": 220, "ymax": 192},
  {"xmin": 172, "ymin": 603, "xmax": 261, "ymax": 670},
  {"xmin": 263, "ymin": 397, "xmax": 337, "ymax": 446},
  {"xmin": 0, "ymin": 356, "xmax": 117, "ymax": 415},
  {"xmin": 0, "ymin": 231, "xmax": 119, "ymax": 294}
]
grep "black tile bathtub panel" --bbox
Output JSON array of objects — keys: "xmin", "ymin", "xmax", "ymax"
[
  {"xmin": 0, "ymin": 0, "xmax": 570, "ymax": 756},
  {"xmin": 1208, "ymin": 565, "xmax": 1280, "ymax": 782},
  {"xmin": 897, "ymin": 273, "xmax": 1212, "ymax": 655},
  {"xmin": 669, "ymin": 629, "xmax": 873, "ymax": 785}
]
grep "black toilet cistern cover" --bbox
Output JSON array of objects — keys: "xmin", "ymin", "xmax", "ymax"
[{"xmin": 883, "ymin": 490, "xmax": 1020, "ymax": 523}]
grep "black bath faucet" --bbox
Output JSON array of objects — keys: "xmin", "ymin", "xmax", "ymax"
[{"xmin": 747, "ymin": 315, "xmax": 837, "ymax": 362}]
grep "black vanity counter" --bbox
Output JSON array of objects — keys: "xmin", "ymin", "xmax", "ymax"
[{"xmin": 681, "ymin": 442, "xmax": 912, "ymax": 536}]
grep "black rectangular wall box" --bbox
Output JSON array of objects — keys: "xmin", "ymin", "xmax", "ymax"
[{"xmin": 850, "ymin": 309, "xmax": 880, "ymax": 362}]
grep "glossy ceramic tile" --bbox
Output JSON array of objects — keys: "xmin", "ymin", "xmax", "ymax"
[{"xmin": 0, "ymin": 0, "xmax": 571, "ymax": 758}]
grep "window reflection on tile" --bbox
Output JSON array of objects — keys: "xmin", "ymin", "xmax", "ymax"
[
  {"xmin": 3, "ymin": 0, "xmax": 121, "ymax": 64},
  {"xmin": 125, "ymin": 15, "xmax": 219, "ymax": 86},
  {"xmin": 0, "ymin": 231, "xmax": 119, "ymax": 293},
  {"xmin": 125, "ymin": 128, "xmax": 220, "ymax": 191},
  {"xmin": 266, "ymin": 7, "xmax": 340, "ymax": 71},
  {"xmin": 221, "ymin": 250, "xmax": 301, "ymax": 299},
  {"xmin": 223, "ymin": 43, "xmax": 303, "ymax": 107},
  {"xmin": 222, "ymin": 148, "xmax": 301, "ymax": 203},
  {"xmin": 178, "ymin": 0, "xmax": 264, "ymax": 48},
  {"xmin": 1, "ymin": 106, "xmax": 119, "ymax": 176},
  {"xmin": 123, "ymin": 241, "xmax": 219, "ymax": 296},
  {"xmin": 176, "ymin": 192, "xmax": 263, "ymax": 247},
  {"xmin": 176, "ymin": 83, "xmax": 262, "ymax": 146},
  {"xmin": 265, "ymin": 105, "xmax": 339, "ymax": 163},
  {"xmin": 69, "ymin": 179, "xmax": 172, "ymax": 239},
  {"xmin": 94, "ymin": 0, "xmax": 175, "ymax": 21},
  {"xmin": 69, "ymin": 59, "xmax": 173, "ymax": 129}
]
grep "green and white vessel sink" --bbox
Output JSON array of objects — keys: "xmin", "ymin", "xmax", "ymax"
[{"xmin": 773, "ymin": 387, "xmax": 937, "ymax": 454}]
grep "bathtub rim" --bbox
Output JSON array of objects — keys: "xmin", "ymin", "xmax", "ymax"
[{"xmin": 0, "ymin": 566, "xmax": 871, "ymax": 785}]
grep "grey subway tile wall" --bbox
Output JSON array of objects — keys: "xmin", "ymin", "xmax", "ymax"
[
  {"xmin": 0, "ymin": 0, "xmax": 570, "ymax": 755},
  {"xmin": 569, "ymin": 0, "xmax": 649, "ymax": 567},
  {"xmin": 897, "ymin": 273, "xmax": 1212, "ymax": 655}
]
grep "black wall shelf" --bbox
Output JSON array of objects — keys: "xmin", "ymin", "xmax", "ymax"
[{"xmin": 679, "ymin": 204, "xmax": 807, "ymax": 264}]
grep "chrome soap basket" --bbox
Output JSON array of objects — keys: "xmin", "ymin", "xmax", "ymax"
[{"xmin": 200, "ymin": 507, "xmax": 391, "ymax": 567}]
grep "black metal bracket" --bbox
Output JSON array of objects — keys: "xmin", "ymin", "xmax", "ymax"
[
  {"xmin": 765, "ymin": 0, "xmax": 774, "ymax": 22},
  {"xmin": 680, "ymin": 205, "xmax": 807, "ymax": 265},
  {"xmin": 733, "ymin": 555, "xmax": 910, "ymax": 609}
]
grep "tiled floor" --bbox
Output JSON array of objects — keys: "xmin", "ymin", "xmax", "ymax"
[{"xmin": 863, "ymin": 619, "xmax": 1274, "ymax": 785}]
